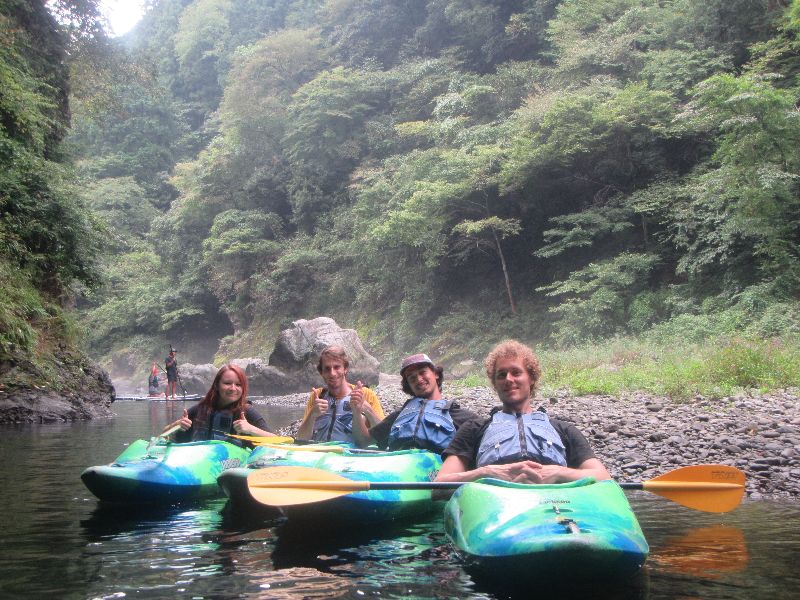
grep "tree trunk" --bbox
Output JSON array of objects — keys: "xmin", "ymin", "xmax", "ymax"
[{"xmin": 492, "ymin": 227, "xmax": 517, "ymax": 314}]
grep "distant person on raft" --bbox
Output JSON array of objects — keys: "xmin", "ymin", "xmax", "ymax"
[
  {"xmin": 148, "ymin": 362, "xmax": 160, "ymax": 396},
  {"xmin": 165, "ymin": 348, "xmax": 178, "ymax": 399}
]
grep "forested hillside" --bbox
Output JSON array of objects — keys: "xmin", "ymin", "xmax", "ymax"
[
  {"xmin": 69, "ymin": 0, "xmax": 800, "ymax": 378},
  {"xmin": 1, "ymin": 2, "xmax": 101, "ymax": 378},
  {"xmin": 0, "ymin": 1, "xmax": 119, "ymax": 418}
]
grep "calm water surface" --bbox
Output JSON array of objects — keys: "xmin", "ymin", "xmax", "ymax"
[{"xmin": 1, "ymin": 401, "xmax": 798, "ymax": 599}]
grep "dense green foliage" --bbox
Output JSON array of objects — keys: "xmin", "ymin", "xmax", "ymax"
[
  {"xmin": 0, "ymin": 1, "xmax": 104, "ymax": 362},
  {"xmin": 61, "ymin": 0, "xmax": 800, "ymax": 384}
]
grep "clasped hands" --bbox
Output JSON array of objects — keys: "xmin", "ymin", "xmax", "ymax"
[{"xmin": 484, "ymin": 460, "xmax": 567, "ymax": 484}]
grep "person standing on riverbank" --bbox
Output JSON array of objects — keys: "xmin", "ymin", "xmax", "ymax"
[
  {"xmin": 435, "ymin": 340, "xmax": 610, "ymax": 484},
  {"xmin": 163, "ymin": 364, "xmax": 275, "ymax": 447},
  {"xmin": 296, "ymin": 345, "xmax": 385, "ymax": 443},
  {"xmin": 350, "ymin": 352, "xmax": 479, "ymax": 454}
]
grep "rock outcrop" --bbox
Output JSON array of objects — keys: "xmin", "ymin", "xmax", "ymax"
[
  {"xmin": 247, "ymin": 317, "xmax": 380, "ymax": 394},
  {"xmin": 0, "ymin": 349, "xmax": 114, "ymax": 423},
  {"xmin": 171, "ymin": 362, "xmax": 220, "ymax": 395}
]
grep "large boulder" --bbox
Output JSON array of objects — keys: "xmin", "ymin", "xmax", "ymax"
[
  {"xmin": 170, "ymin": 359, "xmax": 263, "ymax": 395},
  {"xmin": 245, "ymin": 360, "xmax": 299, "ymax": 395},
  {"xmin": 230, "ymin": 358, "xmax": 260, "ymax": 370},
  {"xmin": 247, "ymin": 317, "xmax": 380, "ymax": 394},
  {"xmin": 174, "ymin": 362, "xmax": 218, "ymax": 395}
]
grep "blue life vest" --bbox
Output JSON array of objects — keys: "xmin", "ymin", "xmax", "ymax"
[
  {"xmin": 388, "ymin": 397, "xmax": 456, "ymax": 453},
  {"xmin": 311, "ymin": 392, "xmax": 354, "ymax": 442},
  {"xmin": 192, "ymin": 409, "xmax": 245, "ymax": 447},
  {"xmin": 476, "ymin": 410, "xmax": 567, "ymax": 467}
]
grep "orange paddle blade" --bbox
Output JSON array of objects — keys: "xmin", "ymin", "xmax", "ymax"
[{"xmin": 642, "ymin": 464, "xmax": 745, "ymax": 513}]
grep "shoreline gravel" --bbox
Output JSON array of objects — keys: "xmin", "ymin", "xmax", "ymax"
[{"xmin": 253, "ymin": 376, "xmax": 800, "ymax": 501}]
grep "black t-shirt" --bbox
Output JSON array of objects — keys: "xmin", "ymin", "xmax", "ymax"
[
  {"xmin": 165, "ymin": 355, "xmax": 178, "ymax": 379},
  {"xmin": 174, "ymin": 403, "xmax": 269, "ymax": 444},
  {"xmin": 442, "ymin": 407, "xmax": 596, "ymax": 468},
  {"xmin": 369, "ymin": 398, "xmax": 479, "ymax": 449}
]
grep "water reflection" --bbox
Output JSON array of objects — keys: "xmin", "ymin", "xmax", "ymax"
[
  {"xmin": 148, "ymin": 399, "xmax": 184, "ymax": 435},
  {"xmin": 468, "ymin": 573, "xmax": 649, "ymax": 600},
  {"xmin": 3, "ymin": 402, "xmax": 800, "ymax": 599},
  {"xmin": 650, "ymin": 525, "xmax": 749, "ymax": 579},
  {"xmin": 270, "ymin": 517, "xmax": 444, "ymax": 570},
  {"xmin": 270, "ymin": 517, "xmax": 476, "ymax": 597},
  {"xmin": 249, "ymin": 567, "xmax": 353, "ymax": 599},
  {"xmin": 80, "ymin": 503, "xmax": 187, "ymax": 540},
  {"xmin": 79, "ymin": 499, "xmax": 231, "ymax": 598}
]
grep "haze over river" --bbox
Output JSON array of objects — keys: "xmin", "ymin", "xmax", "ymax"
[{"xmin": 1, "ymin": 400, "xmax": 798, "ymax": 599}]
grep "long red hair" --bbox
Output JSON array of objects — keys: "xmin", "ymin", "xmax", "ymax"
[{"xmin": 199, "ymin": 364, "xmax": 249, "ymax": 414}]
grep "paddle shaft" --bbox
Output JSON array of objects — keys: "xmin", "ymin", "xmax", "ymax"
[
  {"xmin": 251, "ymin": 480, "xmax": 462, "ymax": 492},
  {"xmin": 251, "ymin": 480, "xmax": 744, "ymax": 492},
  {"xmin": 622, "ymin": 482, "xmax": 744, "ymax": 491},
  {"xmin": 145, "ymin": 424, "xmax": 182, "ymax": 453},
  {"xmin": 161, "ymin": 424, "xmax": 182, "ymax": 438},
  {"xmin": 256, "ymin": 443, "xmax": 384, "ymax": 454}
]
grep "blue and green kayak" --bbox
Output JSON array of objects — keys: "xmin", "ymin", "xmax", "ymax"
[
  {"xmin": 444, "ymin": 477, "xmax": 649, "ymax": 581},
  {"xmin": 218, "ymin": 444, "xmax": 443, "ymax": 523},
  {"xmin": 81, "ymin": 438, "xmax": 251, "ymax": 503}
]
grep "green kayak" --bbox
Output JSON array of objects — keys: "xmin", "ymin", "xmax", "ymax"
[
  {"xmin": 444, "ymin": 477, "xmax": 649, "ymax": 581},
  {"xmin": 218, "ymin": 444, "xmax": 443, "ymax": 523},
  {"xmin": 81, "ymin": 438, "xmax": 251, "ymax": 503}
]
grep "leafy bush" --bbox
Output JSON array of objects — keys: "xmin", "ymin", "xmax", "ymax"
[
  {"xmin": 0, "ymin": 260, "xmax": 45, "ymax": 360},
  {"xmin": 540, "ymin": 253, "xmax": 659, "ymax": 345}
]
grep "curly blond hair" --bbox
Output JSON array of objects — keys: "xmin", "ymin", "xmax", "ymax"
[{"xmin": 484, "ymin": 339, "xmax": 542, "ymax": 396}]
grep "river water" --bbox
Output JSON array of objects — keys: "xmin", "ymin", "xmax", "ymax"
[{"xmin": 1, "ymin": 400, "xmax": 799, "ymax": 599}]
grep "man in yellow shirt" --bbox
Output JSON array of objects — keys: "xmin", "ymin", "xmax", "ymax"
[{"xmin": 296, "ymin": 345, "xmax": 385, "ymax": 443}]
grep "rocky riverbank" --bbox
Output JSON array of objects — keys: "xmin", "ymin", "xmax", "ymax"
[{"xmin": 256, "ymin": 376, "xmax": 800, "ymax": 501}]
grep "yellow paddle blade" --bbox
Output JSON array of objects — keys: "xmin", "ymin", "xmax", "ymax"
[
  {"xmin": 225, "ymin": 433, "xmax": 295, "ymax": 444},
  {"xmin": 642, "ymin": 464, "xmax": 745, "ymax": 513},
  {"xmin": 247, "ymin": 466, "xmax": 369, "ymax": 506},
  {"xmin": 252, "ymin": 443, "xmax": 347, "ymax": 453}
]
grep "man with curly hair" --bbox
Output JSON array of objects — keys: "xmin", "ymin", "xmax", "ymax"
[{"xmin": 435, "ymin": 339, "xmax": 610, "ymax": 484}]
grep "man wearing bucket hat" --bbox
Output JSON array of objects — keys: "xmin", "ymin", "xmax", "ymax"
[{"xmin": 350, "ymin": 352, "xmax": 479, "ymax": 454}]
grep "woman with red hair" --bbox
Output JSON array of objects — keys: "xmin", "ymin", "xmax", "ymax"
[{"xmin": 163, "ymin": 364, "xmax": 275, "ymax": 447}]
